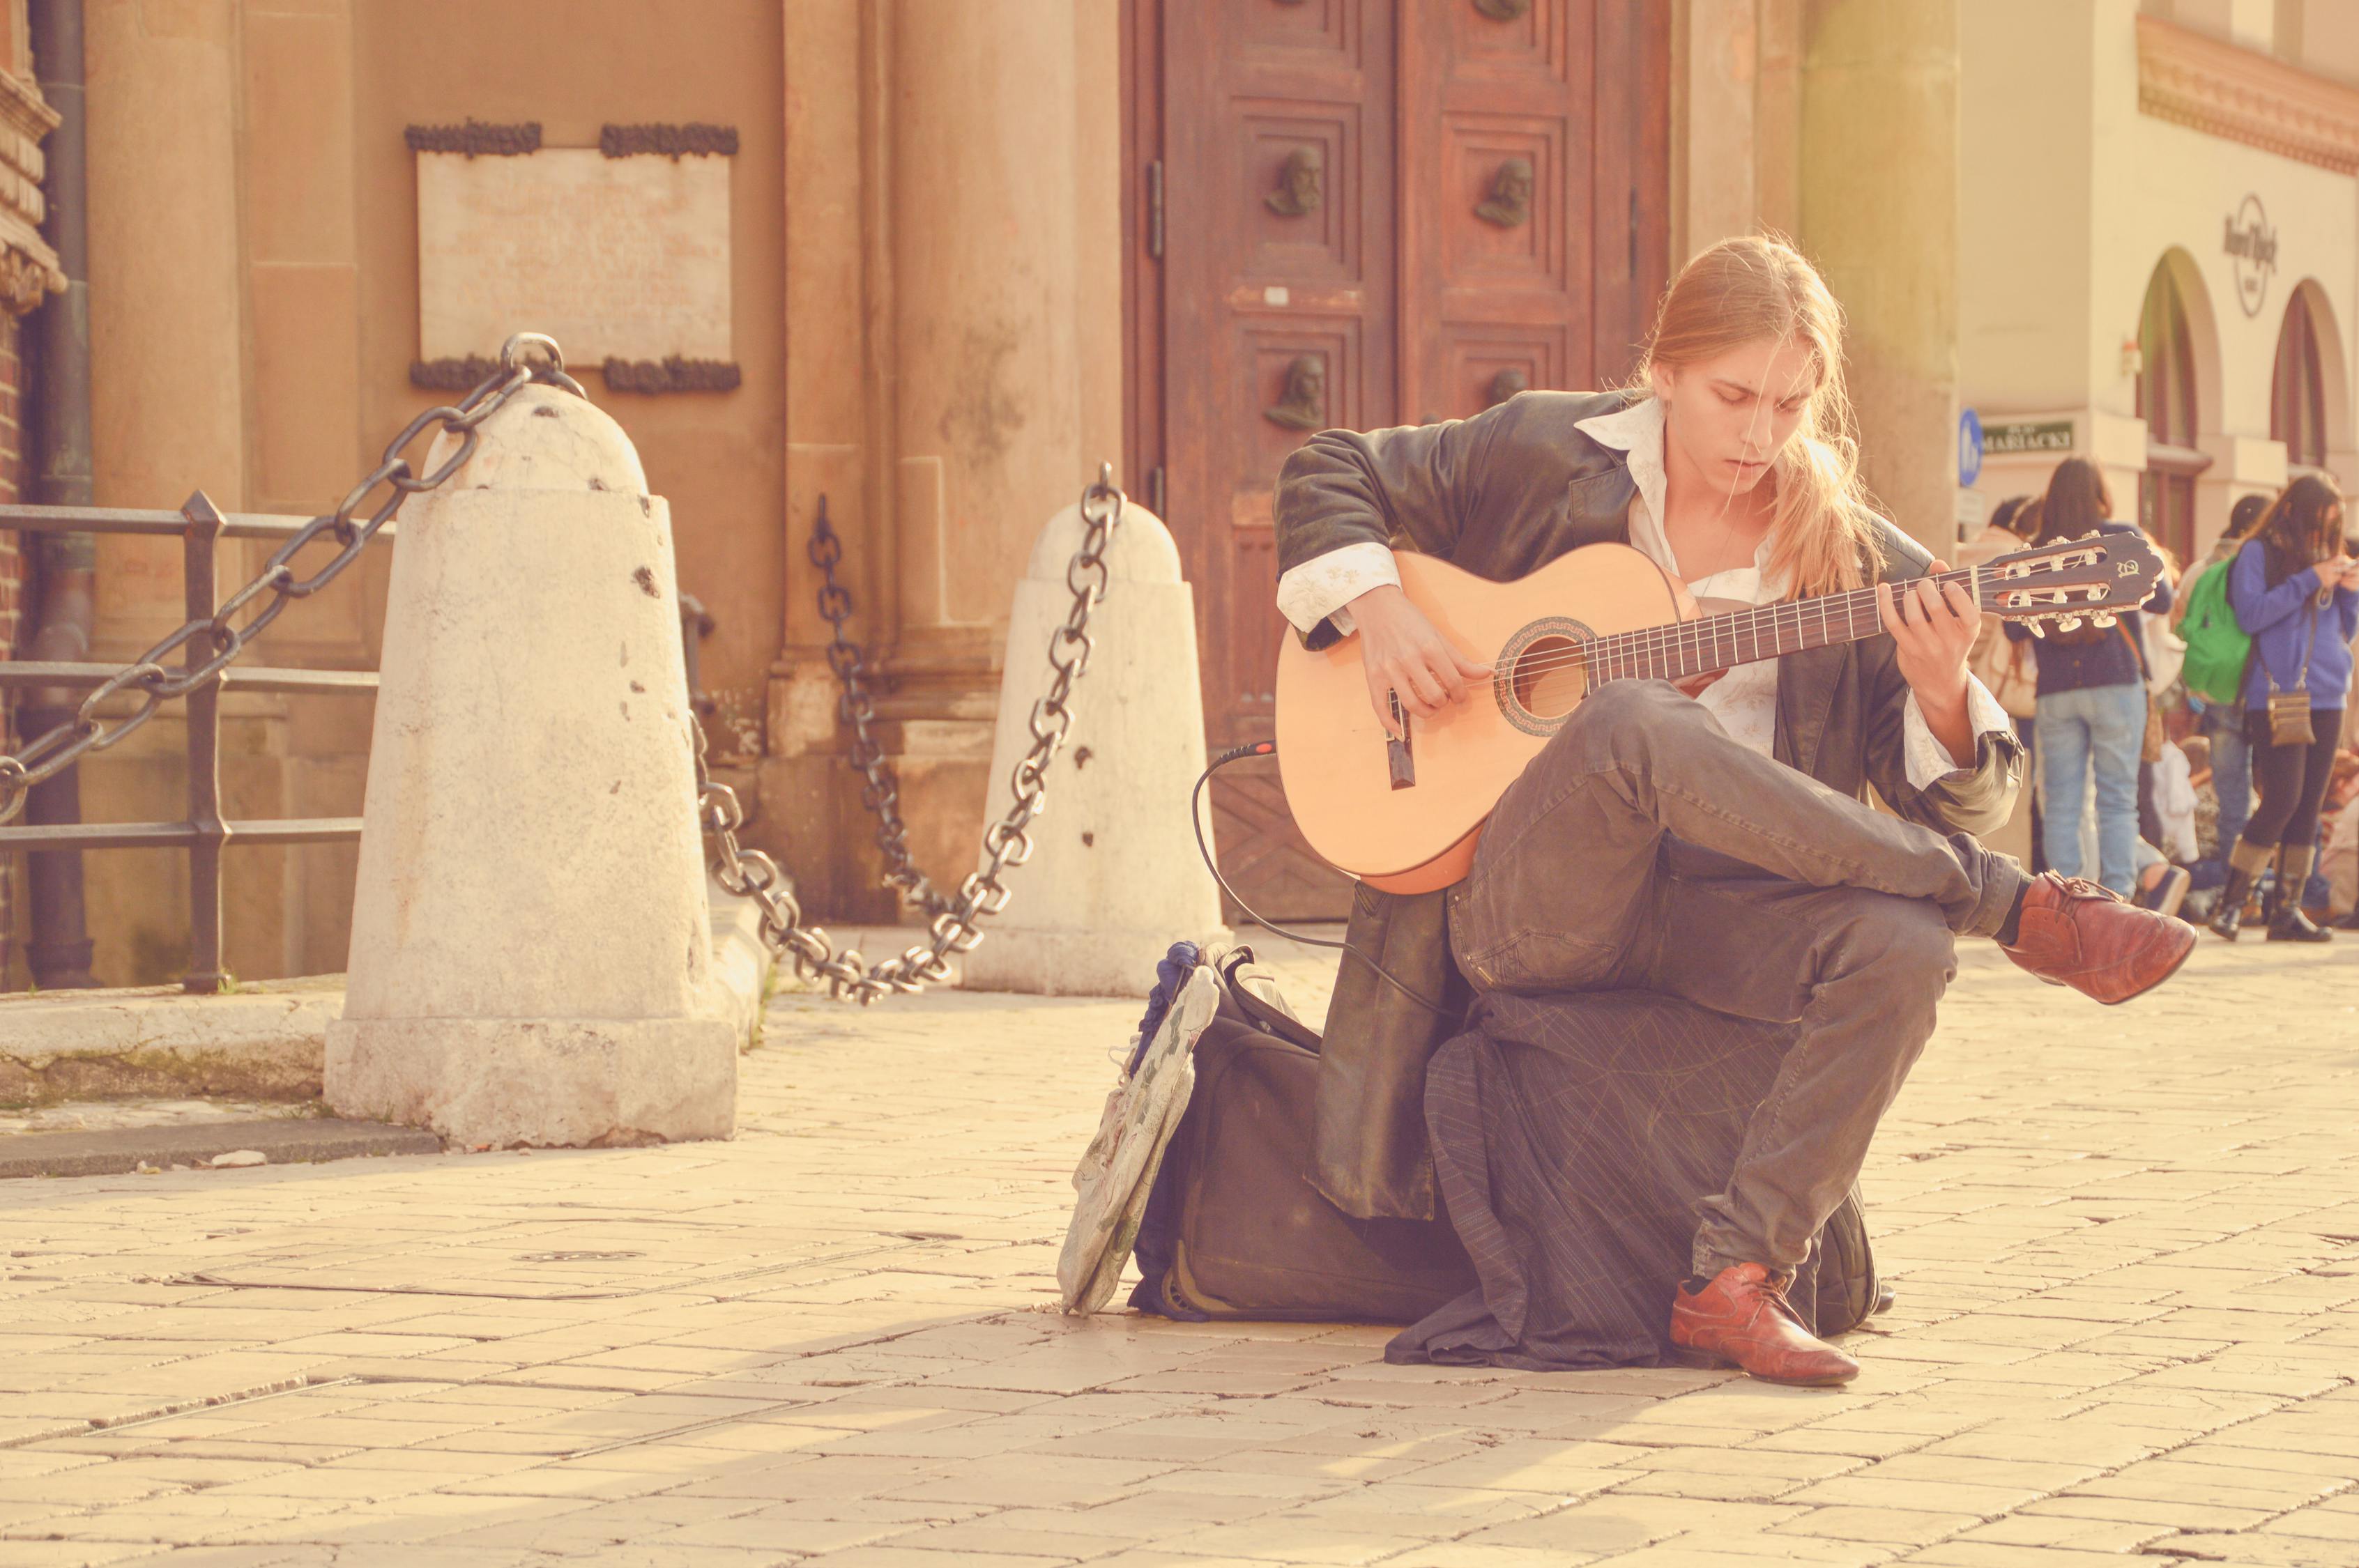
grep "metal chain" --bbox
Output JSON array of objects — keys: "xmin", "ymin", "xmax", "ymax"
[
  {"xmin": 697, "ymin": 467, "xmax": 1125, "ymax": 1003},
  {"xmin": 0, "ymin": 332, "xmax": 586, "ymax": 826},
  {"xmin": 810, "ymin": 494, "xmax": 949, "ymax": 918}
]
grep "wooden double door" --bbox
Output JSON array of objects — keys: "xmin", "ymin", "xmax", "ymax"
[{"xmin": 1126, "ymin": 0, "xmax": 1671, "ymax": 921}]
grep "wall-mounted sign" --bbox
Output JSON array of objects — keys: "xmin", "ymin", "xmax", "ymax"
[
  {"xmin": 2224, "ymin": 193, "xmax": 2277, "ymax": 318},
  {"xmin": 1982, "ymin": 419, "xmax": 2075, "ymax": 456},
  {"xmin": 414, "ymin": 130, "xmax": 734, "ymax": 370},
  {"xmin": 1957, "ymin": 408, "xmax": 1984, "ymax": 486}
]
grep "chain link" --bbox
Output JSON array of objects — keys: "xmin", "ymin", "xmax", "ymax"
[
  {"xmin": 0, "ymin": 332, "xmax": 586, "ymax": 826},
  {"xmin": 696, "ymin": 468, "xmax": 1124, "ymax": 1003}
]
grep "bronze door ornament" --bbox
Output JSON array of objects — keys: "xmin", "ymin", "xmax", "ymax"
[
  {"xmin": 1265, "ymin": 356, "xmax": 1327, "ymax": 429},
  {"xmin": 1486, "ymin": 367, "xmax": 1529, "ymax": 407},
  {"xmin": 1472, "ymin": 0, "xmax": 1532, "ymax": 17},
  {"xmin": 1474, "ymin": 156, "xmax": 1533, "ymax": 226},
  {"xmin": 1266, "ymin": 146, "xmax": 1324, "ymax": 216}
]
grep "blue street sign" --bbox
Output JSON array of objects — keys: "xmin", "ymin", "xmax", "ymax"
[{"xmin": 1958, "ymin": 408, "xmax": 1984, "ymax": 488}]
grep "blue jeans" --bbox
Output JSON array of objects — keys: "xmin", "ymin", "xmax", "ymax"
[
  {"xmin": 2201, "ymin": 699, "xmax": 2254, "ymax": 853},
  {"xmin": 2036, "ymin": 682, "xmax": 2146, "ymax": 896}
]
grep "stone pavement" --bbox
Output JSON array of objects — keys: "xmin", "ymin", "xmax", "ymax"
[{"xmin": 1, "ymin": 937, "xmax": 2355, "ymax": 1567}]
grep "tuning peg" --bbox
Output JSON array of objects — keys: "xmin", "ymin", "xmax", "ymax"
[
  {"xmin": 2056, "ymin": 615, "xmax": 2083, "ymax": 632},
  {"xmin": 2091, "ymin": 611, "xmax": 2116, "ymax": 628},
  {"xmin": 2027, "ymin": 620, "xmax": 2047, "ymax": 638}
]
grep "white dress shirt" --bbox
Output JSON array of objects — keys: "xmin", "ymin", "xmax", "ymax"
[{"xmin": 1272, "ymin": 397, "xmax": 2011, "ymax": 790}]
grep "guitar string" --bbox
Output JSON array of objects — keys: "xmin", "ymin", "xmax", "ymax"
[
  {"xmin": 1490, "ymin": 562, "xmax": 2127, "ymax": 684},
  {"xmin": 1496, "ymin": 576, "xmax": 1994, "ymax": 681}
]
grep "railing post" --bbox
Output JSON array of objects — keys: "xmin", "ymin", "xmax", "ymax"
[{"xmin": 181, "ymin": 491, "xmax": 228, "ymax": 994}]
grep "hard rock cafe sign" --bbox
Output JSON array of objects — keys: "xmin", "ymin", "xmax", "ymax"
[{"xmin": 2223, "ymin": 194, "xmax": 2277, "ymax": 317}]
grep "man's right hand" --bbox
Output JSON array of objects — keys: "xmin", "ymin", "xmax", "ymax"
[{"xmin": 1346, "ymin": 584, "xmax": 1491, "ymax": 740}]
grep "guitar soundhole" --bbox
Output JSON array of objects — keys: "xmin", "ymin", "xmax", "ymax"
[{"xmin": 1511, "ymin": 635, "xmax": 1587, "ymax": 718}]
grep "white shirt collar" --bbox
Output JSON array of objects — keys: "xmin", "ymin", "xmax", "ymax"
[{"xmin": 1576, "ymin": 394, "xmax": 1778, "ymax": 595}]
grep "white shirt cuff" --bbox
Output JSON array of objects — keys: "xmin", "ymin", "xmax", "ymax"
[
  {"xmin": 1275, "ymin": 541, "xmax": 1398, "ymax": 638},
  {"xmin": 1901, "ymin": 673, "xmax": 2014, "ymax": 792}
]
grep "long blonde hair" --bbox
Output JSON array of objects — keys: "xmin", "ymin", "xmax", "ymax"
[{"xmin": 1633, "ymin": 236, "xmax": 1879, "ymax": 597}]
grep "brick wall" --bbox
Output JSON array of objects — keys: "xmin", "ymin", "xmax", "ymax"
[{"xmin": 0, "ymin": 311, "xmax": 22, "ymax": 985}]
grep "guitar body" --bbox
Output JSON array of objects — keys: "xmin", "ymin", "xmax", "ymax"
[
  {"xmin": 1272, "ymin": 529, "xmax": 2163, "ymax": 891},
  {"xmin": 1274, "ymin": 543, "xmax": 1679, "ymax": 888}
]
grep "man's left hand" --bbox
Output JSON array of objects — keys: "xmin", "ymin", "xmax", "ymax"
[{"xmin": 1878, "ymin": 560, "xmax": 1979, "ymax": 758}]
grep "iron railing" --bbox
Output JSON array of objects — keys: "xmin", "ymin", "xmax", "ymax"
[{"xmin": 0, "ymin": 493, "xmax": 381, "ymax": 992}]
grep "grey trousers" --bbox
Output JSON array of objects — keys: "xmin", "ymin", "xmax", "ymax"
[{"xmin": 1446, "ymin": 680, "xmax": 2025, "ymax": 1277}]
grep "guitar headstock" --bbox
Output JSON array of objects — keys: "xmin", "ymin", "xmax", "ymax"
[{"xmin": 1978, "ymin": 530, "xmax": 2169, "ymax": 638}]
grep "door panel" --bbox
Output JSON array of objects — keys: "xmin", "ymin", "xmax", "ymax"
[
  {"xmin": 1166, "ymin": 0, "xmax": 1396, "ymax": 921},
  {"xmin": 1138, "ymin": 0, "xmax": 1667, "ymax": 923}
]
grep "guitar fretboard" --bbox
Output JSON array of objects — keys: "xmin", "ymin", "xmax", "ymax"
[{"xmin": 1589, "ymin": 567, "xmax": 1993, "ymax": 684}]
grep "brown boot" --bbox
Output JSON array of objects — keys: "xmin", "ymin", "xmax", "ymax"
[
  {"xmin": 1669, "ymin": 1263, "xmax": 1859, "ymax": 1388},
  {"xmin": 2001, "ymin": 872, "xmax": 2196, "ymax": 1005}
]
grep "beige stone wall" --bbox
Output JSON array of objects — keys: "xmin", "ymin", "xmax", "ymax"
[
  {"xmin": 764, "ymin": 0, "xmax": 1122, "ymax": 924},
  {"xmin": 1799, "ymin": 0, "xmax": 1960, "ymax": 558},
  {"xmin": 67, "ymin": 0, "xmax": 785, "ymax": 985},
  {"xmin": 1674, "ymin": 0, "xmax": 1958, "ymax": 557}
]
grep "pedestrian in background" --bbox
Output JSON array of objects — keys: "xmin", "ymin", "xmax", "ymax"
[
  {"xmin": 2208, "ymin": 474, "xmax": 2359, "ymax": 941},
  {"xmin": 2176, "ymin": 491, "xmax": 2271, "ymax": 905},
  {"xmin": 1966, "ymin": 496, "xmax": 2042, "ymax": 865},
  {"xmin": 2006, "ymin": 460, "xmax": 2172, "ymax": 896}
]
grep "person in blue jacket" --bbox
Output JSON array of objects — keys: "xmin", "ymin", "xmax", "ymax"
[
  {"xmin": 2004, "ymin": 459, "xmax": 2172, "ymax": 897},
  {"xmin": 2208, "ymin": 472, "xmax": 2359, "ymax": 941}
]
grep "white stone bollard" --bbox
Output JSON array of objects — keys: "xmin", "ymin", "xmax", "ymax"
[
  {"xmin": 325, "ymin": 383, "xmax": 735, "ymax": 1147},
  {"xmin": 958, "ymin": 500, "xmax": 1226, "ymax": 997}
]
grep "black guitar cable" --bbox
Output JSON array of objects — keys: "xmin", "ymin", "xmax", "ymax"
[{"xmin": 1191, "ymin": 741, "xmax": 1451, "ymax": 1015}]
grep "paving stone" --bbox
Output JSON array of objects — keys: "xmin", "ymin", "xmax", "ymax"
[{"xmin": 2, "ymin": 944, "xmax": 2354, "ymax": 1565}]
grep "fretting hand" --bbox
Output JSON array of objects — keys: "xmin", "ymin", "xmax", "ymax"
[
  {"xmin": 1344, "ymin": 584, "xmax": 1492, "ymax": 740},
  {"xmin": 1877, "ymin": 559, "xmax": 1980, "ymax": 760}
]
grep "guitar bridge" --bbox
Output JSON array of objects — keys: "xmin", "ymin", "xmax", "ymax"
[{"xmin": 1387, "ymin": 691, "xmax": 1415, "ymax": 790}]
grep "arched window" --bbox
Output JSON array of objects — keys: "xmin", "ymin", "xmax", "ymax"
[
  {"xmin": 2137, "ymin": 261, "xmax": 2205, "ymax": 564},
  {"xmin": 2272, "ymin": 288, "xmax": 2328, "ymax": 471}
]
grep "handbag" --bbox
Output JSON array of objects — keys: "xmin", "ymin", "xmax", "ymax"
[
  {"xmin": 2261, "ymin": 604, "xmax": 2320, "ymax": 749},
  {"xmin": 2110, "ymin": 620, "xmax": 2167, "ymax": 764},
  {"xmin": 1969, "ymin": 615, "xmax": 2038, "ymax": 720}
]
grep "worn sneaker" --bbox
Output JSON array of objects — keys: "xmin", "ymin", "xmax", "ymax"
[{"xmin": 2136, "ymin": 865, "xmax": 2190, "ymax": 920}]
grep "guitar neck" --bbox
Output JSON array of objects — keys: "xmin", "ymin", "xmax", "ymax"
[{"xmin": 1593, "ymin": 566, "xmax": 1991, "ymax": 684}]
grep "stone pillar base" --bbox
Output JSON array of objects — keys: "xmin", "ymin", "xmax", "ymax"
[
  {"xmin": 959, "ymin": 928, "xmax": 1228, "ymax": 1000},
  {"xmin": 325, "ymin": 1017, "xmax": 736, "ymax": 1148}
]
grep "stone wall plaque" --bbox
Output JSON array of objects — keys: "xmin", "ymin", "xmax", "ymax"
[{"xmin": 416, "ymin": 148, "xmax": 731, "ymax": 363}]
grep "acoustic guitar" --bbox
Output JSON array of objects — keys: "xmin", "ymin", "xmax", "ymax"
[{"xmin": 1273, "ymin": 532, "xmax": 2167, "ymax": 894}]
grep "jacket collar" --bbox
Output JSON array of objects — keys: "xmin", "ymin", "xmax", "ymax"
[{"xmin": 1573, "ymin": 397, "xmax": 1667, "ymax": 531}]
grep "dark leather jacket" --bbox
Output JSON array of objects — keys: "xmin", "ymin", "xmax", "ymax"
[{"xmin": 1274, "ymin": 389, "xmax": 2025, "ymax": 1221}]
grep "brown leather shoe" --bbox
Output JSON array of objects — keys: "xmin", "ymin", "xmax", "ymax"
[
  {"xmin": 1668, "ymin": 1263, "xmax": 1859, "ymax": 1388},
  {"xmin": 2001, "ymin": 872, "xmax": 2197, "ymax": 1006}
]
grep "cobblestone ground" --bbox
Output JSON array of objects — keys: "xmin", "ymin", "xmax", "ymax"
[{"xmin": 1, "ymin": 938, "xmax": 2355, "ymax": 1568}]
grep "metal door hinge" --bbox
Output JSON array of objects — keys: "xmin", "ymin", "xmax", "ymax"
[
  {"xmin": 1149, "ymin": 464, "xmax": 1166, "ymax": 520},
  {"xmin": 1147, "ymin": 159, "xmax": 1165, "ymax": 259}
]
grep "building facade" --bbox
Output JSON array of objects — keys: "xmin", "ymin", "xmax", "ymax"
[
  {"xmin": 0, "ymin": 0, "xmax": 63, "ymax": 988},
  {"xmin": 1963, "ymin": 0, "xmax": 2359, "ymax": 566},
  {"xmin": 3, "ymin": 0, "xmax": 1968, "ymax": 989}
]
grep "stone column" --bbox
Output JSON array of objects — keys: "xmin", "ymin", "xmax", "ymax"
[
  {"xmin": 1799, "ymin": 0, "xmax": 1960, "ymax": 556},
  {"xmin": 870, "ymin": 0, "xmax": 1114, "ymax": 905},
  {"xmin": 327, "ymin": 382, "xmax": 735, "ymax": 1148},
  {"xmin": 767, "ymin": 0, "xmax": 1124, "ymax": 927}
]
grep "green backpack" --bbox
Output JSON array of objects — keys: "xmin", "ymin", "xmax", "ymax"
[{"xmin": 2178, "ymin": 560, "xmax": 2250, "ymax": 705}]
